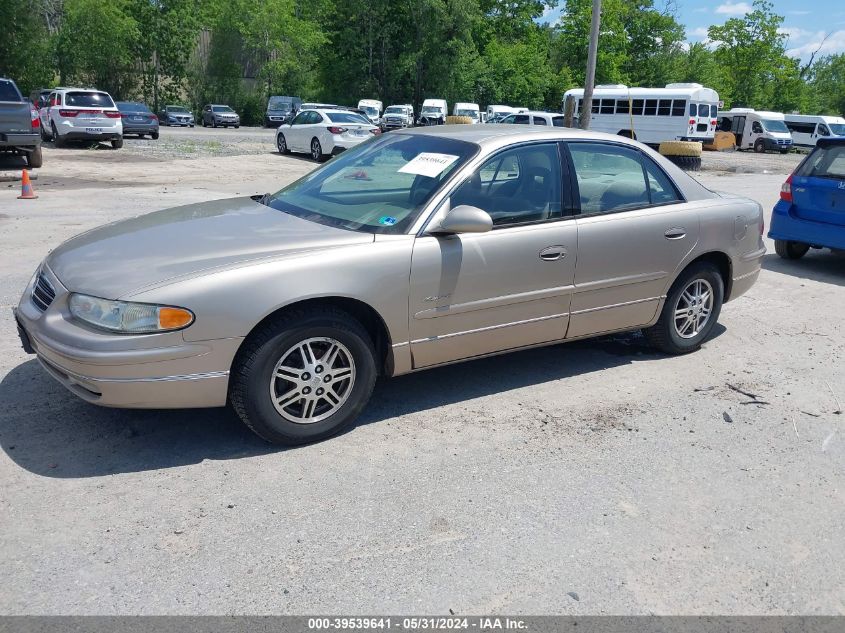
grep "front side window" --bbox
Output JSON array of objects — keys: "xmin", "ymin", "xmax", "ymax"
[
  {"xmin": 818, "ymin": 124, "xmax": 830, "ymax": 137},
  {"xmin": 568, "ymin": 143, "xmax": 680, "ymax": 214},
  {"xmin": 450, "ymin": 143, "xmax": 562, "ymax": 227},
  {"xmin": 752, "ymin": 121, "xmax": 763, "ymax": 134},
  {"xmin": 513, "ymin": 115, "xmax": 530, "ymax": 124},
  {"xmin": 533, "ymin": 116, "xmax": 548, "ymax": 126},
  {"xmin": 269, "ymin": 134, "xmax": 476, "ymax": 234}
]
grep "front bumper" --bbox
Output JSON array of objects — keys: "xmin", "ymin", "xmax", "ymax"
[
  {"xmin": 763, "ymin": 138, "xmax": 793, "ymax": 151},
  {"xmin": 213, "ymin": 119, "xmax": 240, "ymax": 126},
  {"xmin": 14, "ymin": 266, "xmax": 239, "ymax": 409}
]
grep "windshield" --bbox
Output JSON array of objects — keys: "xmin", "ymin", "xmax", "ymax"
[
  {"xmin": 421, "ymin": 106, "xmax": 440, "ymax": 114},
  {"xmin": 326, "ymin": 112, "xmax": 372, "ymax": 124},
  {"xmin": 385, "ymin": 107, "xmax": 404, "ymax": 114},
  {"xmin": 66, "ymin": 91, "xmax": 115, "ymax": 108},
  {"xmin": 829, "ymin": 123, "xmax": 845, "ymax": 136},
  {"xmin": 212, "ymin": 106, "xmax": 234, "ymax": 113},
  {"xmin": 456, "ymin": 109, "xmax": 479, "ymax": 118},
  {"xmin": 361, "ymin": 106, "xmax": 379, "ymax": 117},
  {"xmin": 762, "ymin": 119, "xmax": 789, "ymax": 133},
  {"xmin": 268, "ymin": 97, "xmax": 293, "ymax": 110},
  {"xmin": 167, "ymin": 106, "xmax": 189, "ymax": 113},
  {"xmin": 268, "ymin": 134, "xmax": 477, "ymax": 234}
]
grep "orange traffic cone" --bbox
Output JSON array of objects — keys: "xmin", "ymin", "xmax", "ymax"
[{"xmin": 18, "ymin": 170, "xmax": 38, "ymax": 199}]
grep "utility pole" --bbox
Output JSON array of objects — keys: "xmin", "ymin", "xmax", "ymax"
[{"xmin": 579, "ymin": 0, "xmax": 602, "ymax": 130}]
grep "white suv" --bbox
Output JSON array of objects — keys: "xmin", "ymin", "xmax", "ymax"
[{"xmin": 39, "ymin": 88, "xmax": 123, "ymax": 148}]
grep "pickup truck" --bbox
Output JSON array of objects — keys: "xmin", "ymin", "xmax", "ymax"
[{"xmin": 0, "ymin": 77, "xmax": 42, "ymax": 168}]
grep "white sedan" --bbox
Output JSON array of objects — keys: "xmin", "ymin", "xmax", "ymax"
[{"xmin": 276, "ymin": 109, "xmax": 381, "ymax": 161}]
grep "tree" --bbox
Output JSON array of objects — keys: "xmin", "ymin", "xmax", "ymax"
[
  {"xmin": 0, "ymin": 0, "xmax": 55, "ymax": 95},
  {"xmin": 56, "ymin": 0, "xmax": 140, "ymax": 97},
  {"xmin": 707, "ymin": 0, "xmax": 804, "ymax": 109},
  {"xmin": 808, "ymin": 54, "xmax": 845, "ymax": 116}
]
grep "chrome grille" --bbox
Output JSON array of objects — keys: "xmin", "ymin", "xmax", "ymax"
[{"xmin": 31, "ymin": 272, "xmax": 55, "ymax": 312}]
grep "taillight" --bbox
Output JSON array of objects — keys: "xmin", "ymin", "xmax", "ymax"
[
  {"xmin": 689, "ymin": 118, "xmax": 695, "ymax": 125},
  {"xmin": 104, "ymin": 111, "xmax": 121, "ymax": 119},
  {"xmin": 59, "ymin": 109, "xmax": 79, "ymax": 117},
  {"xmin": 151, "ymin": 114, "xmax": 158, "ymax": 121},
  {"xmin": 327, "ymin": 126, "xmax": 347, "ymax": 134},
  {"xmin": 780, "ymin": 173, "xmax": 794, "ymax": 202},
  {"xmin": 710, "ymin": 119, "xmax": 717, "ymax": 126},
  {"xmin": 30, "ymin": 106, "xmax": 40, "ymax": 128}
]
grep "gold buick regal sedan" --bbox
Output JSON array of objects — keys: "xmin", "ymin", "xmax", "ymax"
[{"xmin": 14, "ymin": 126, "xmax": 765, "ymax": 445}]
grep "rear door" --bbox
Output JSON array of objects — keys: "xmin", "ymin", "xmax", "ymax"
[
  {"xmin": 565, "ymin": 141, "xmax": 699, "ymax": 338},
  {"xmin": 792, "ymin": 143, "xmax": 845, "ymax": 227}
]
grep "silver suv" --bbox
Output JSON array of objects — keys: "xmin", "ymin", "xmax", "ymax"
[
  {"xmin": 381, "ymin": 104, "xmax": 414, "ymax": 130},
  {"xmin": 39, "ymin": 88, "xmax": 123, "ymax": 148}
]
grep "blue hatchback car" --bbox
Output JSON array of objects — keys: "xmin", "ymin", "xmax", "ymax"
[{"xmin": 769, "ymin": 138, "xmax": 845, "ymax": 259}]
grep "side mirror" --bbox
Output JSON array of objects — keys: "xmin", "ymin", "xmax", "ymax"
[{"xmin": 430, "ymin": 204, "xmax": 493, "ymax": 235}]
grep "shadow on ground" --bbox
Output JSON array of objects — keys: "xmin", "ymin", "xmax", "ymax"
[
  {"xmin": 762, "ymin": 250, "xmax": 845, "ymax": 288},
  {"xmin": 0, "ymin": 327, "xmax": 720, "ymax": 479}
]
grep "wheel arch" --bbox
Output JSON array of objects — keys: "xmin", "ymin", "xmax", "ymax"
[
  {"xmin": 677, "ymin": 251, "xmax": 733, "ymax": 301},
  {"xmin": 233, "ymin": 296, "xmax": 394, "ymax": 377}
]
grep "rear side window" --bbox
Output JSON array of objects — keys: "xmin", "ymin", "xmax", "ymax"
[
  {"xmin": 672, "ymin": 100, "xmax": 686, "ymax": 116},
  {"xmin": 513, "ymin": 115, "xmax": 530, "ymax": 124},
  {"xmin": 568, "ymin": 143, "xmax": 681, "ymax": 214},
  {"xmin": 533, "ymin": 116, "xmax": 548, "ymax": 126},
  {"xmin": 798, "ymin": 145, "xmax": 845, "ymax": 179},
  {"xmin": 0, "ymin": 80, "xmax": 22, "ymax": 102},
  {"xmin": 65, "ymin": 92, "xmax": 115, "ymax": 107},
  {"xmin": 552, "ymin": 116, "xmax": 564, "ymax": 127}
]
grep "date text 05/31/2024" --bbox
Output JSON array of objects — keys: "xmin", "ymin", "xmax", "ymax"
[{"xmin": 307, "ymin": 617, "xmax": 528, "ymax": 630}]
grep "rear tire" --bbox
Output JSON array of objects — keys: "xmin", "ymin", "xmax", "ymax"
[
  {"xmin": 111, "ymin": 138, "xmax": 123, "ymax": 150},
  {"xmin": 27, "ymin": 146, "xmax": 43, "ymax": 168},
  {"xmin": 774, "ymin": 240, "xmax": 809, "ymax": 259},
  {"xmin": 665, "ymin": 155, "xmax": 702, "ymax": 171},
  {"xmin": 151, "ymin": 131, "xmax": 159, "ymax": 140},
  {"xmin": 52, "ymin": 123, "xmax": 64, "ymax": 147},
  {"xmin": 229, "ymin": 308, "xmax": 377, "ymax": 445},
  {"xmin": 644, "ymin": 261, "xmax": 724, "ymax": 355}
]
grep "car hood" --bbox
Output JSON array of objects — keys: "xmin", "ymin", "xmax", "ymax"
[{"xmin": 46, "ymin": 197, "xmax": 374, "ymax": 299}]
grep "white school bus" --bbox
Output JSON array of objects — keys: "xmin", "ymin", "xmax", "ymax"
[{"xmin": 562, "ymin": 83, "xmax": 720, "ymax": 145}]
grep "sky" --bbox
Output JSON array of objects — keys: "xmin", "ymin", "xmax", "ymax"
[{"xmin": 541, "ymin": 0, "xmax": 843, "ymax": 62}]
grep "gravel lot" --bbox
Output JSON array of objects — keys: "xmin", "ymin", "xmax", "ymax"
[{"xmin": 0, "ymin": 128, "xmax": 843, "ymax": 615}]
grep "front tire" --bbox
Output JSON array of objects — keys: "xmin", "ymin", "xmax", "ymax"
[
  {"xmin": 277, "ymin": 133, "xmax": 289, "ymax": 154},
  {"xmin": 775, "ymin": 239, "xmax": 809, "ymax": 259},
  {"xmin": 229, "ymin": 308, "xmax": 377, "ymax": 445},
  {"xmin": 644, "ymin": 262, "xmax": 724, "ymax": 355},
  {"xmin": 753, "ymin": 139, "xmax": 765, "ymax": 153}
]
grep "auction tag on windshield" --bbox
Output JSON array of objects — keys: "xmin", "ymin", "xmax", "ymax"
[{"xmin": 398, "ymin": 152, "xmax": 459, "ymax": 178}]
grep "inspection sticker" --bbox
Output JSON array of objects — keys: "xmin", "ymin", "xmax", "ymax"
[
  {"xmin": 398, "ymin": 152, "xmax": 460, "ymax": 178},
  {"xmin": 378, "ymin": 216, "xmax": 398, "ymax": 226}
]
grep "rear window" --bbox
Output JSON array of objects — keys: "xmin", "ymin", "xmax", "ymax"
[
  {"xmin": 798, "ymin": 145, "xmax": 845, "ymax": 179},
  {"xmin": 0, "ymin": 80, "xmax": 22, "ymax": 102},
  {"xmin": 117, "ymin": 102, "xmax": 150, "ymax": 113},
  {"xmin": 65, "ymin": 92, "xmax": 115, "ymax": 107},
  {"xmin": 326, "ymin": 112, "xmax": 371, "ymax": 124}
]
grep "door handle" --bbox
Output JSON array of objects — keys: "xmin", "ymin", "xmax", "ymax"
[
  {"xmin": 539, "ymin": 246, "xmax": 567, "ymax": 261},
  {"xmin": 664, "ymin": 228, "xmax": 686, "ymax": 240}
]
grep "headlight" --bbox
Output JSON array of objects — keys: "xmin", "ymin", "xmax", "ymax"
[{"xmin": 68, "ymin": 294, "xmax": 194, "ymax": 333}]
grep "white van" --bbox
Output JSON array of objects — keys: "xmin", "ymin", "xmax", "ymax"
[
  {"xmin": 717, "ymin": 109, "xmax": 793, "ymax": 153},
  {"xmin": 357, "ymin": 99, "xmax": 383, "ymax": 124},
  {"xmin": 784, "ymin": 114, "xmax": 845, "ymax": 148},
  {"xmin": 453, "ymin": 102, "xmax": 480, "ymax": 123},
  {"xmin": 486, "ymin": 105, "xmax": 516, "ymax": 121},
  {"xmin": 562, "ymin": 83, "xmax": 719, "ymax": 144},
  {"xmin": 419, "ymin": 99, "xmax": 447, "ymax": 125}
]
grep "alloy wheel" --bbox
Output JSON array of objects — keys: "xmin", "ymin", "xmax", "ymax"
[
  {"xmin": 673, "ymin": 279, "xmax": 714, "ymax": 339},
  {"xmin": 311, "ymin": 139, "xmax": 321, "ymax": 161},
  {"xmin": 269, "ymin": 337, "xmax": 356, "ymax": 424}
]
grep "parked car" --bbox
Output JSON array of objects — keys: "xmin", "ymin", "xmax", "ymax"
[
  {"xmin": 39, "ymin": 87, "xmax": 123, "ymax": 149},
  {"xmin": 29, "ymin": 88, "xmax": 53, "ymax": 110},
  {"xmin": 784, "ymin": 114, "xmax": 845, "ymax": 148},
  {"xmin": 357, "ymin": 99, "xmax": 383, "ymax": 124},
  {"xmin": 769, "ymin": 137, "xmax": 845, "ymax": 259},
  {"xmin": 158, "ymin": 105, "xmax": 195, "ymax": 127},
  {"xmin": 14, "ymin": 126, "xmax": 764, "ymax": 446},
  {"xmin": 500, "ymin": 111, "xmax": 565, "ymax": 127},
  {"xmin": 116, "ymin": 102, "xmax": 159, "ymax": 139},
  {"xmin": 265, "ymin": 95, "xmax": 301, "ymax": 127},
  {"xmin": 382, "ymin": 104, "xmax": 414, "ymax": 130},
  {"xmin": 0, "ymin": 77, "xmax": 42, "ymax": 168},
  {"xmin": 275, "ymin": 108, "xmax": 380, "ymax": 161},
  {"xmin": 418, "ymin": 98, "xmax": 447, "ymax": 125},
  {"xmin": 453, "ymin": 102, "xmax": 481, "ymax": 123},
  {"xmin": 201, "ymin": 104, "xmax": 240, "ymax": 128}
]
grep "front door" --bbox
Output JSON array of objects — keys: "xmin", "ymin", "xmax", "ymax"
[
  {"xmin": 408, "ymin": 142, "xmax": 577, "ymax": 368},
  {"xmin": 565, "ymin": 141, "xmax": 700, "ymax": 338}
]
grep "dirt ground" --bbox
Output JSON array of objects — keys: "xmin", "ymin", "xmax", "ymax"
[{"xmin": 0, "ymin": 128, "xmax": 843, "ymax": 615}]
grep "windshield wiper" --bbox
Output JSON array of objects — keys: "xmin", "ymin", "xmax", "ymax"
[{"xmin": 251, "ymin": 193, "xmax": 272, "ymax": 206}]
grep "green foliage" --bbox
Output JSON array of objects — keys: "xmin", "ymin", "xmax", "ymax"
[
  {"xmin": 0, "ymin": 0, "xmax": 55, "ymax": 95},
  {"xmin": 0, "ymin": 0, "xmax": 838, "ymax": 119}
]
